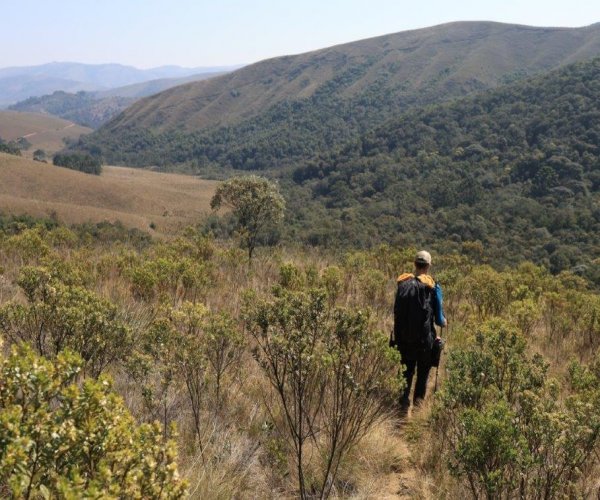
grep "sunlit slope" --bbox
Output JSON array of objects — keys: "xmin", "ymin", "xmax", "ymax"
[
  {"xmin": 102, "ymin": 21, "xmax": 600, "ymax": 133},
  {"xmin": 0, "ymin": 111, "xmax": 91, "ymax": 157},
  {"xmin": 0, "ymin": 153, "xmax": 217, "ymax": 234},
  {"xmin": 81, "ymin": 21, "xmax": 600, "ymax": 168}
]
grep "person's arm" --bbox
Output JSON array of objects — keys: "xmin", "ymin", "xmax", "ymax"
[{"xmin": 433, "ymin": 282, "xmax": 447, "ymax": 328}]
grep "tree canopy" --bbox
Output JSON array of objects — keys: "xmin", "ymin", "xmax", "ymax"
[{"xmin": 211, "ymin": 175, "xmax": 285, "ymax": 261}]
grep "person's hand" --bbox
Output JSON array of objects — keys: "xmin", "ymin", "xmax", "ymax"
[{"xmin": 443, "ymin": 317, "xmax": 448, "ymax": 327}]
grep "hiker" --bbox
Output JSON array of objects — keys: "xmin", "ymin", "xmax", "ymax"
[{"xmin": 391, "ymin": 250, "xmax": 447, "ymax": 413}]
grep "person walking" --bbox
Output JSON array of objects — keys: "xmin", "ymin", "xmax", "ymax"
[{"xmin": 390, "ymin": 250, "xmax": 447, "ymax": 414}]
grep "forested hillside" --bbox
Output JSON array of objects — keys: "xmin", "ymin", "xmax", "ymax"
[
  {"xmin": 10, "ymin": 91, "xmax": 134, "ymax": 129},
  {"xmin": 79, "ymin": 22, "xmax": 600, "ymax": 167},
  {"xmin": 284, "ymin": 58, "xmax": 600, "ymax": 278},
  {"xmin": 80, "ymin": 56, "xmax": 600, "ymax": 281}
]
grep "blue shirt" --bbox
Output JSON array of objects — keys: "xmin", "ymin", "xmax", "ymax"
[{"xmin": 433, "ymin": 283, "xmax": 446, "ymax": 327}]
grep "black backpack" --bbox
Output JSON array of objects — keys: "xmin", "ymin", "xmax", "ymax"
[{"xmin": 391, "ymin": 277, "xmax": 435, "ymax": 351}]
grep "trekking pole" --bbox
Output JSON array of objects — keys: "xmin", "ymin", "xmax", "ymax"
[{"xmin": 434, "ymin": 325, "xmax": 444, "ymax": 394}]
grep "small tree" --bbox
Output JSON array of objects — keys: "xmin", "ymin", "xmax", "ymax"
[
  {"xmin": 33, "ymin": 149, "xmax": 46, "ymax": 162},
  {"xmin": 210, "ymin": 176, "xmax": 285, "ymax": 261}
]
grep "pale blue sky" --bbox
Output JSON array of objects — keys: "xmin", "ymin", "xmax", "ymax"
[{"xmin": 4, "ymin": 0, "xmax": 600, "ymax": 68}]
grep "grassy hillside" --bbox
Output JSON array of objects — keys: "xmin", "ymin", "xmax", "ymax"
[
  {"xmin": 81, "ymin": 21, "xmax": 600, "ymax": 167},
  {"xmin": 95, "ymin": 71, "xmax": 228, "ymax": 99},
  {"xmin": 0, "ymin": 153, "xmax": 217, "ymax": 234},
  {"xmin": 0, "ymin": 111, "xmax": 91, "ymax": 157}
]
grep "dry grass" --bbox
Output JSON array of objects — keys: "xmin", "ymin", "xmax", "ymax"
[
  {"xmin": 0, "ymin": 153, "xmax": 218, "ymax": 235},
  {"xmin": 0, "ymin": 111, "xmax": 92, "ymax": 157}
]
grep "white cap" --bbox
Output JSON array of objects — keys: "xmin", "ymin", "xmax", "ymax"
[{"xmin": 415, "ymin": 250, "xmax": 432, "ymax": 265}]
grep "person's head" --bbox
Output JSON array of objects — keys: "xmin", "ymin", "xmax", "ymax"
[{"xmin": 414, "ymin": 250, "xmax": 432, "ymax": 273}]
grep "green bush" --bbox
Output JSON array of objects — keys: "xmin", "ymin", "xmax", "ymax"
[
  {"xmin": 434, "ymin": 319, "xmax": 600, "ymax": 498},
  {"xmin": 245, "ymin": 288, "xmax": 401, "ymax": 498},
  {"xmin": 0, "ymin": 266, "xmax": 131, "ymax": 377},
  {"xmin": 0, "ymin": 344, "xmax": 187, "ymax": 498}
]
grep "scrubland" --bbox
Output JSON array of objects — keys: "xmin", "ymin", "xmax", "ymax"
[{"xmin": 0, "ymin": 221, "xmax": 599, "ymax": 498}]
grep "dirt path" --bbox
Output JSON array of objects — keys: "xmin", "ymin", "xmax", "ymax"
[
  {"xmin": 380, "ymin": 437, "xmax": 418, "ymax": 498},
  {"xmin": 376, "ymin": 390, "xmax": 443, "ymax": 498},
  {"xmin": 375, "ymin": 420, "xmax": 432, "ymax": 499},
  {"xmin": 22, "ymin": 122, "xmax": 75, "ymax": 139}
]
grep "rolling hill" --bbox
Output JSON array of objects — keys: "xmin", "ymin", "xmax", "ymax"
[
  {"xmin": 79, "ymin": 21, "xmax": 600, "ymax": 168},
  {"xmin": 0, "ymin": 153, "xmax": 217, "ymax": 234},
  {"xmin": 94, "ymin": 72, "xmax": 228, "ymax": 100},
  {"xmin": 0, "ymin": 111, "xmax": 92, "ymax": 158}
]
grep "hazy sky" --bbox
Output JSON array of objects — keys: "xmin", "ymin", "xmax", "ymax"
[{"xmin": 4, "ymin": 0, "xmax": 600, "ymax": 68}]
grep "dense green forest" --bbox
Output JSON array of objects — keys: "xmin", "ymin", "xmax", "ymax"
[
  {"xmin": 283, "ymin": 58, "xmax": 600, "ymax": 277},
  {"xmin": 77, "ymin": 59, "xmax": 432, "ymax": 168}
]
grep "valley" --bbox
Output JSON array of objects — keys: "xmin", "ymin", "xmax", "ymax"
[{"xmin": 1, "ymin": 13, "xmax": 600, "ymax": 500}]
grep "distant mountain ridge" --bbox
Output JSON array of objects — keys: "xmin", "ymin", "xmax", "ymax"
[
  {"xmin": 82, "ymin": 21, "xmax": 600, "ymax": 167},
  {"xmin": 9, "ymin": 72, "xmax": 227, "ymax": 128},
  {"xmin": 0, "ymin": 62, "xmax": 239, "ymax": 107}
]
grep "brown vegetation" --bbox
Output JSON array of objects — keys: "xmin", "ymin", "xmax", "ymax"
[
  {"xmin": 0, "ymin": 153, "xmax": 218, "ymax": 234},
  {"xmin": 1, "ymin": 222, "xmax": 598, "ymax": 498},
  {"xmin": 0, "ymin": 110, "xmax": 91, "ymax": 157}
]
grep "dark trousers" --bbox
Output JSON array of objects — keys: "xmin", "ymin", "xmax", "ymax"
[{"xmin": 400, "ymin": 348, "xmax": 432, "ymax": 407}]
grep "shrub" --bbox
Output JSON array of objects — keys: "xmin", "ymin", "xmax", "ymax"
[
  {"xmin": 0, "ymin": 140, "xmax": 21, "ymax": 156},
  {"xmin": 33, "ymin": 149, "xmax": 46, "ymax": 161},
  {"xmin": 433, "ymin": 319, "xmax": 600, "ymax": 498},
  {"xmin": 0, "ymin": 344, "xmax": 187, "ymax": 498},
  {"xmin": 245, "ymin": 288, "xmax": 401, "ymax": 498},
  {"xmin": 0, "ymin": 266, "xmax": 131, "ymax": 377}
]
